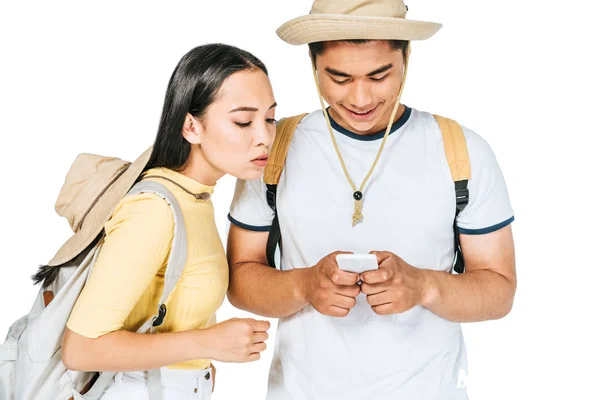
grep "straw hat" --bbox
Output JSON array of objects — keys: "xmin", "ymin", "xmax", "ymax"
[
  {"xmin": 277, "ymin": 0, "xmax": 442, "ymax": 45},
  {"xmin": 47, "ymin": 147, "xmax": 153, "ymax": 266}
]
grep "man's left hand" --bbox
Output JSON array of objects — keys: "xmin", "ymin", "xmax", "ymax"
[{"xmin": 360, "ymin": 251, "xmax": 427, "ymax": 315}]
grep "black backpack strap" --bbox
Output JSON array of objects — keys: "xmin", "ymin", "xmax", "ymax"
[
  {"xmin": 266, "ymin": 184, "xmax": 280, "ymax": 268},
  {"xmin": 453, "ymin": 180, "xmax": 470, "ymax": 274}
]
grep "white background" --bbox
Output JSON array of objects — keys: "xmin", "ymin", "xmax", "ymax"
[{"xmin": 1, "ymin": 0, "xmax": 599, "ymax": 399}]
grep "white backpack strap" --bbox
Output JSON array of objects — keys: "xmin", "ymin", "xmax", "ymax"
[
  {"xmin": 82, "ymin": 180, "xmax": 188, "ymax": 400},
  {"xmin": 0, "ymin": 315, "xmax": 25, "ymax": 361},
  {"xmin": 0, "ymin": 342, "xmax": 17, "ymax": 361},
  {"xmin": 127, "ymin": 180, "xmax": 189, "ymax": 333}
]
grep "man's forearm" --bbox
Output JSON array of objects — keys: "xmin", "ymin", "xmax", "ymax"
[
  {"xmin": 228, "ymin": 262, "xmax": 311, "ymax": 318},
  {"xmin": 420, "ymin": 269, "xmax": 516, "ymax": 323}
]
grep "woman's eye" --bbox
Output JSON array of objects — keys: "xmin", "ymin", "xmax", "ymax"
[
  {"xmin": 235, "ymin": 121, "xmax": 252, "ymax": 128},
  {"xmin": 266, "ymin": 118, "xmax": 277, "ymax": 124}
]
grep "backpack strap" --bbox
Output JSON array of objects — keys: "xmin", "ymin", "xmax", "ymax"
[
  {"xmin": 265, "ymin": 114, "xmax": 308, "ymax": 268},
  {"xmin": 0, "ymin": 341, "xmax": 18, "ymax": 361},
  {"xmin": 125, "ymin": 181, "xmax": 189, "ymax": 332},
  {"xmin": 264, "ymin": 114, "xmax": 309, "ymax": 186},
  {"xmin": 263, "ymin": 113, "xmax": 472, "ymax": 274},
  {"xmin": 434, "ymin": 115, "xmax": 472, "ymax": 274},
  {"xmin": 83, "ymin": 180, "xmax": 188, "ymax": 400}
]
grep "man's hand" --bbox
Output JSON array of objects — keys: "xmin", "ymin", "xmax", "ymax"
[
  {"xmin": 304, "ymin": 251, "xmax": 361, "ymax": 317},
  {"xmin": 360, "ymin": 251, "xmax": 427, "ymax": 315}
]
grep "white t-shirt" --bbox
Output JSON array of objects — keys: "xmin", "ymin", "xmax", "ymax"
[{"xmin": 229, "ymin": 107, "xmax": 514, "ymax": 400}]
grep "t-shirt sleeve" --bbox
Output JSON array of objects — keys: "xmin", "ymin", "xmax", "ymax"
[
  {"xmin": 228, "ymin": 176, "xmax": 275, "ymax": 232},
  {"xmin": 456, "ymin": 127, "xmax": 514, "ymax": 235},
  {"xmin": 67, "ymin": 193, "xmax": 173, "ymax": 338}
]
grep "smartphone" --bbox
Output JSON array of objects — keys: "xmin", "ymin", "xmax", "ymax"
[{"xmin": 335, "ymin": 254, "xmax": 379, "ymax": 274}]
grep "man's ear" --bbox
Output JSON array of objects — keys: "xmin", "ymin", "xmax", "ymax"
[{"xmin": 182, "ymin": 113, "xmax": 203, "ymax": 145}]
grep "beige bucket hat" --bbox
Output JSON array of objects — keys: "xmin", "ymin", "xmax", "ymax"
[
  {"xmin": 47, "ymin": 147, "xmax": 153, "ymax": 266},
  {"xmin": 277, "ymin": 0, "xmax": 442, "ymax": 45}
]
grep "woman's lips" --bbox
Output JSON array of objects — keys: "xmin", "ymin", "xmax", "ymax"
[{"xmin": 251, "ymin": 156, "xmax": 268, "ymax": 167}]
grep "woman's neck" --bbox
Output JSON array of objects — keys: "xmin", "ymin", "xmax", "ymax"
[{"xmin": 178, "ymin": 146, "xmax": 224, "ymax": 187}]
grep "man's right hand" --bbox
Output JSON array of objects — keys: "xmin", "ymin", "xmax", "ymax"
[{"xmin": 303, "ymin": 251, "xmax": 361, "ymax": 317}]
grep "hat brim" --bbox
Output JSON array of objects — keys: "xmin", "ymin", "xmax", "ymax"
[
  {"xmin": 277, "ymin": 14, "xmax": 442, "ymax": 45},
  {"xmin": 47, "ymin": 146, "xmax": 154, "ymax": 267}
]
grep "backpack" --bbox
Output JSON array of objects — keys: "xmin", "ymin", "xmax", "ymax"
[
  {"xmin": 264, "ymin": 113, "xmax": 471, "ymax": 273},
  {"xmin": 0, "ymin": 170, "xmax": 188, "ymax": 400}
]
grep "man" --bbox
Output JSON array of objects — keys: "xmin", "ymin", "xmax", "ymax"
[{"xmin": 227, "ymin": 1, "xmax": 516, "ymax": 399}]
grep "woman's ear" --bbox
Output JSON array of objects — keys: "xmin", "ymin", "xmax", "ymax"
[{"xmin": 182, "ymin": 113, "xmax": 203, "ymax": 145}]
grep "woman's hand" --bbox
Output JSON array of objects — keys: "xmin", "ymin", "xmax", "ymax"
[{"xmin": 199, "ymin": 318, "xmax": 270, "ymax": 363}]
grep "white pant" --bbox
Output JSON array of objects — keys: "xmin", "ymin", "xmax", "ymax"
[{"xmin": 99, "ymin": 367, "xmax": 213, "ymax": 400}]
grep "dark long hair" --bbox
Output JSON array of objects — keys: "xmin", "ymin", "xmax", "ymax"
[
  {"xmin": 33, "ymin": 44, "xmax": 267, "ymax": 288},
  {"xmin": 144, "ymin": 43, "xmax": 268, "ymax": 171}
]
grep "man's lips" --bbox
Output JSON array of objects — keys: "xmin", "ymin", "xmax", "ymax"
[{"xmin": 343, "ymin": 104, "xmax": 379, "ymax": 119}]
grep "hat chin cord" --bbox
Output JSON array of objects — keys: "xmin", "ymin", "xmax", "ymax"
[{"xmin": 310, "ymin": 41, "xmax": 412, "ymax": 226}]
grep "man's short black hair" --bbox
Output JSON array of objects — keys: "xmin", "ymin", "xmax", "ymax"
[{"xmin": 308, "ymin": 40, "xmax": 409, "ymax": 66}]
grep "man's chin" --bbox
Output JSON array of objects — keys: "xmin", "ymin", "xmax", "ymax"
[
  {"xmin": 342, "ymin": 113, "xmax": 384, "ymax": 135},
  {"xmin": 345, "ymin": 120, "xmax": 378, "ymax": 135}
]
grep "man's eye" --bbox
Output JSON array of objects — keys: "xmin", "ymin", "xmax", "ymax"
[
  {"xmin": 331, "ymin": 77, "xmax": 350, "ymax": 84},
  {"xmin": 371, "ymin": 75, "xmax": 388, "ymax": 82}
]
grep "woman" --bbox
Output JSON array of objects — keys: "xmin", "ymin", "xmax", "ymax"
[{"xmin": 60, "ymin": 43, "xmax": 276, "ymax": 399}]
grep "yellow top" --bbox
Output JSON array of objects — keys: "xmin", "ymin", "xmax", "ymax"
[{"xmin": 67, "ymin": 167, "xmax": 229, "ymax": 370}]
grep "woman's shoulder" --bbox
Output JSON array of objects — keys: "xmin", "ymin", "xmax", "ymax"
[{"xmin": 105, "ymin": 191, "xmax": 174, "ymax": 235}]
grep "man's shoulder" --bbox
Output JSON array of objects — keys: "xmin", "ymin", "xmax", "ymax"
[
  {"xmin": 295, "ymin": 109, "xmax": 324, "ymax": 131},
  {"xmin": 416, "ymin": 109, "xmax": 490, "ymax": 148},
  {"xmin": 274, "ymin": 110, "xmax": 323, "ymax": 141}
]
